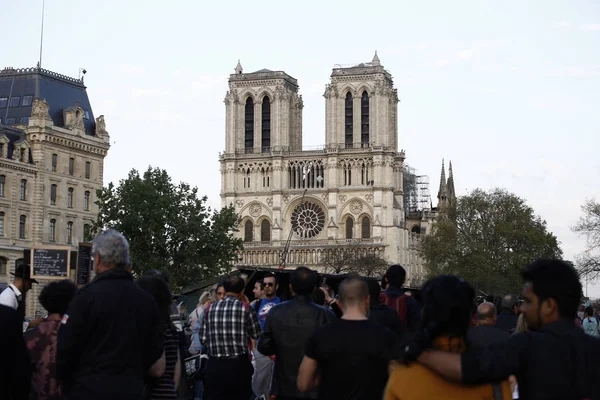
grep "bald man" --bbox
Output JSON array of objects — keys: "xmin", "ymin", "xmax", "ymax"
[
  {"xmin": 298, "ymin": 277, "xmax": 401, "ymax": 400},
  {"xmin": 466, "ymin": 302, "xmax": 510, "ymax": 351}
]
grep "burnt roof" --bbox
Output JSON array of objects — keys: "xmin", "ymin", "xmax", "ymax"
[{"xmin": 0, "ymin": 67, "xmax": 96, "ymax": 135}]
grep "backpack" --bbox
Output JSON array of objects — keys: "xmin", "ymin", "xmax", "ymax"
[
  {"xmin": 380, "ymin": 292, "xmax": 408, "ymax": 329},
  {"xmin": 583, "ymin": 317, "xmax": 600, "ymax": 338}
]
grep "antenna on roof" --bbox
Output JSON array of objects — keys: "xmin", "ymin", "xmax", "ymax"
[{"xmin": 38, "ymin": 0, "xmax": 45, "ymax": 69}]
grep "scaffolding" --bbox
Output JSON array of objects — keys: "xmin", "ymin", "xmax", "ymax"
[{"xmin": 403, "ymin": 164, "xmax": 431, "ymax": 214}]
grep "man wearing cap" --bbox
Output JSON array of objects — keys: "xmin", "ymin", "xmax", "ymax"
[{"xmin": 0, "ymin": 264, "xmax": 38, "ymax": 322}]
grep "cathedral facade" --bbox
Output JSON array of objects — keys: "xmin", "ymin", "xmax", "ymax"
[{"xmin": 219, "ymin": 54, "xmax": 442, "ymax": 284}]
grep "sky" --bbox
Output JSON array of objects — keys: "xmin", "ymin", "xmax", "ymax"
[{"xmin": 3, "ymin": 1, "xmax": 599, "ymax": 293}]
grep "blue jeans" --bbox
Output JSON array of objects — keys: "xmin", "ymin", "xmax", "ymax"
[{"xmin": 194, "ymin": 378, "xmax": 204, "ymax": 400}]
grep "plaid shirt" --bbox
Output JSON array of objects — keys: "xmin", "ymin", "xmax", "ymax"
[{"xmin": 200, "ymin": 295, "xmax": 261, "ymax": 358}]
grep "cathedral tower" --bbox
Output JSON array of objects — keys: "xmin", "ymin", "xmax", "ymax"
[
  {"xmin": 324, "ymin": 52, "xmax": 399, "ymax": 149},
  {"xmin": 224, "ymin": 61, "xmax": 303, "ymax": 155}
]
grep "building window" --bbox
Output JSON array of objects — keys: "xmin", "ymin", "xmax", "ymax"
[
  {"xmin": 9, "ymin": 97, "xmax": 20, "ymax": 108},
  {"xmin": 361, "ymin": 216, "xmax": 371, "ymax": 239},
  {"xmin": 21, "ymin": 148, "xmax": 26, "ymax": 162},
  {"xmin": 20, "ymin": 117, "xmax": 29, "ymax": 124},
  {"xmin": 244, "ymin": 220, "xmax": 253, "ymax": 242},
  {"xmin": 69, "ymin": 158, "xmax": 74, "ymax": 175},
  {"xmin": 67, "ymin": 222, "xmax": 73, "ymax": 244},
  {"xmin": 244, "ymin": 98, "xmax": 254, "ymax": 150},
  {"xmin": 67, "ymin": 188, "xmax": 74, "ymax": 208},
  {"xmin": 0, "ymin": 98, "xmax": 7, "ymax": 108},
  {"xmin": 0, "ymin": 143, "xmax": 3, "ymax": 156},
  {"xmin": 6, "ymin": 118, "xmax": 15, "ymax": 124},
  {"xmin": 345, "ymin": 216, "xmax": 354, "ymax": 239},
  {"xmin": 0, "ymin": 258, "xmax": 6, "ymax": 275},
  {"xmin": 243, "ymin": 169, "xmax": 250, "ymax": 189},
  {"xmin": 20, "ymin": 179, "xmax": 26, "ymax": 201},
  {"xmin": 0, "ymin": 175, "xmax": 4, "ymax": 197},
  {"xmin": 345, "ymin": 92, "xmax": 353, "ymax": 147},
  {"xmin": 84, "ymin": 110, "xmax": 90, "ymax": 120},
  {"xmin": 22, "ymin": 95, "xmax": 33, "ymax": 107},
  {"xmin": 261, "ymin": 96, "xmax": 270, "ymax": 151},
  {"xmin": 52, "ymin": 154, "xmax": 58, "ymax": 172},
  {"xmin": 84, "ymin": 191, "xmax": 90, "ymax": 211},
  {"xmin": 361, "ymin": 91, "xmax": 369, "ymax": 146},
  {"xmin": 19, "ymin": 215, "xmax": 26, "ymax": 239},
  {"xmin": 85, "ymin": 161, "xmax": 91, "ymax": 179},
  {"xmin": 260, "ymin": 220, "xmax": 271, "ymax": 242},
  {"xmin": 0, "ymin": 212, "xmax": 4, "ymax": 237},
  {"xmin": 84, "ymin": 224, "xmax": 91, "ymax": 242},
  {"xmin": 50, "ymin": 184, "xmax": 57, "ymax": 205},
  {"xmin": 50, "ymin": 219, "xmax": 56, "ymax": 242},
  {"xmin": 261, "ymin": 168, "xmax": 270, "ymax": 188}
]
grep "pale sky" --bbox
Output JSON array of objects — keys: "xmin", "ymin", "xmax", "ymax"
[{"xmin": 4, "ymin": 1, "xmax": 599, "ymax": 294}]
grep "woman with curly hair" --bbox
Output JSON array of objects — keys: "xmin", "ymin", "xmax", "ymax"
[{"xmin": 384, "ymin": 275, "xmax": 511, "ymax": 400}]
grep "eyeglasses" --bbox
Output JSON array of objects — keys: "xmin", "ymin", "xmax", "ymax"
[{"xmin": 264, "ymin": 282, "xmax": 275, "ymax": 287}]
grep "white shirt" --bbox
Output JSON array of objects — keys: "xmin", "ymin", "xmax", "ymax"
[{"xmin": 0, "ymin": 284, "xmax": 21, "ymax": 310}]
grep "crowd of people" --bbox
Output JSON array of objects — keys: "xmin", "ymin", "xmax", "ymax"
[{"xmin": 1, "ymin": 228, "xmax": 600, "ymax": 400}]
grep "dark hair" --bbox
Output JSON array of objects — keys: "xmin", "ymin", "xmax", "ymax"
[
  {"xmin": 419, "ymin": 275, "xmax": 475, "ymax": 342},
  {"xmin": 366, "ymin": 278, "xmax": 382, "ymax": 301},
  {"xmin": 310, "ymin": 287, "xmax": 326, "ymax": 306},
  {"xmin": 254, "ymin": 281, "xmax": 265, "ymax": 290},
  {"xmin": 585, "ymin": 307, "xmax": 594, "ymax": 317},
  {"xmin": 143, "ymin": 269, "xmax": 169, "ymax": 284},
  {"xmin": 39, "ymin": 279, "xmax": 77, "ymax": 315},
  {"xmin": 136, "ymin": 275, "xmax": 173, "ymax": 328},
  {"xmin": 521, "ymin": 260, "xmax": 582, "ymax": 320},
  {"xmin": 263, "ymin": 273, "xmax": 277, "ymax": 284},
  {"xmin": 223, "ymin": 276, "xmax": 245, "ymax": 294},
  {"xmin": 216, "ymin": 282, "xmax": 225, "ymax": 291},
  {"xmin": 385, "ymin": 264, "xmax": 407, "ymax": 288},
  {"xmin": 290, "ymin": 267, "xmax": 317, "ymax": 296},
  {"xmin": 339, "ymin": 276, "xmax": 369, "ymax": 306}
]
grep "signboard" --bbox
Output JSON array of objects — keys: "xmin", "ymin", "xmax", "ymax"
[
  {"xmin": 76, "ymin": 243, "xmax": 92, "ymax": 285},
  {"xmin": 30, "ymin": 246, "xmax": 70, "ymax": 280}
]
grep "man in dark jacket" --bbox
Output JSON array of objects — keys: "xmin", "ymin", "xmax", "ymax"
[
  {"xmin": 466, "ymin": 302, "xmax": 509, "ymax": 350},
  {"xmin": 57, "ymin": 229, "xmax": 165, "ymax": 400},
  {"xmin": 258, "ymin": 267, "xmax": 335, "ymax": 400},
  {"xmin": 381, "ymin": 264, "xmax": 421, "ymax": 333},
  {"xmin": 366, "ymin": 279, "xmax": 405, "ymax": 339},
  {"xmin": 496, "ymin": 294, "xmax": 519, "ymax": 334},
  {"xmin": 0, "ymin": 304, "xmax": 31, "ymax": 400}
]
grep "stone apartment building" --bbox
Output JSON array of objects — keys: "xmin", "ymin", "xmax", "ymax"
[
  {"xmin": 0, "ymin": 66, "xmax": 110, "ymax": 317},
  {"xmin": 219, "ymin": 53, "xmax": 454, "ymax": 285}
]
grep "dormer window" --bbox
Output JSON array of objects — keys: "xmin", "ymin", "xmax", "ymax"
[
  {"xmin": 22, "ymin": 96, "xmax": 33, "ymax": 107},
  {"xmin": 9, "ymin": 97, "xmax": 20, "ymax": 108},
  {"xmin": 0, "ymin": 98, "xmax": 7, "ymax": 108},
  {"xmin": 84, "ymin": 110, "xmax": 90, "ymax": 120}
]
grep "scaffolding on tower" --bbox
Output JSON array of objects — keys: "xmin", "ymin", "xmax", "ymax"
[{"xmin": 403, "ymin": 164, "xmax": 431, "ymax": 214}]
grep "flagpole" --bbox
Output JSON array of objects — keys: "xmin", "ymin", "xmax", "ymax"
[{"xmin": 39, "ymin": 0, "xmax": 45, "ymax": 68}]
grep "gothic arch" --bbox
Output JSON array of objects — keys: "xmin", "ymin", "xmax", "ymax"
[
  {"xmin": 356, "ymin": 84, "xmax": 372, "ymax": 98},
  {"xmin": 241, "ymin": 91, "xmax": 257, "ymax": 104},
  {"xmin": 340, "ymin": 85, "xmax": 356, "ymax": 98},
  {"xmin": 337, "ymin": 197, "xmax": 373, "ymax": 221},
  {"xmin": 257, "ymin": 90, "xmax": 274, "ymax": 103},
  {"xmin": 239, "ymin": 200, "xmax": 272, "ymax": 218}
]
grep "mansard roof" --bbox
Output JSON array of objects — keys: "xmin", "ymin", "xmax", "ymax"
[
  {"xmin": 0, "ymin": 124, "xmax": 34, "ymax": 164},
  {"xmin": 0, "ymin": 66, "xmax": 96, "ymax": 135}
]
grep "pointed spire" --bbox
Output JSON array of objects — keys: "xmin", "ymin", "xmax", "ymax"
[
  {"xmin": 372, "ymin": 50, "xmax": 381, "ymax": 66},
  {"xmin": 235, "ymin": 59, "xmax": 243, "ymax": 74},
  {"xmin": 437, "ymin": 158, "xmax": 448, "ymax": 207},
  {"xmin": 447, "ymin": 161, "xmax": 456, "ymax": 203}
]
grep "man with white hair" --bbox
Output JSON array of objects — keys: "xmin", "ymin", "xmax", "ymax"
[{"xmin": 57, "ymin": 229, "xmax": 166, "ymax": 400}]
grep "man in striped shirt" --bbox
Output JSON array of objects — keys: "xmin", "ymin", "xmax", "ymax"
[{"xmin": 200, "ymin": 275, "xmax": 261, "ymax": 400}]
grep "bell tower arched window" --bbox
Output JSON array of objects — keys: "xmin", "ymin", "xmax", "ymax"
[
  {"xmin": 345, "ymin": 216, "xmax": 354, "ymax": 239},
  {"xmin": 260, "ymin": 220, "xmax": 271, "ymax": 242},
  {"xmin": 261, "ymin": 96, "xmax": 271, "ymax": 151},
  {"xmin": 345, "ymin": 92, "xmax": 353, "ymax": 147},
  {"xmin": 244, "ymin": 220, "xmax": 253, "ymax": 242},
  {"xmin": 244, "ymin": 98, "xmax": 254, "ymax": 151},
  {"xmin": 361, "ymin": 216, "xmax": 371, "ymax": 239},
  {"xmin": 361, "ymin": 91, "xmax": 369, "ymax": 146}
]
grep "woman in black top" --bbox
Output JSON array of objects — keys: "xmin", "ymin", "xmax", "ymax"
[{"xmin": 136, "ymin": 276, "xmax": 180, "ymax": 400}]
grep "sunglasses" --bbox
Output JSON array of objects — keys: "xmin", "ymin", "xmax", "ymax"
[{"xmin": 264, "ymin": 282, "xmax": 275, "ymax": 287}]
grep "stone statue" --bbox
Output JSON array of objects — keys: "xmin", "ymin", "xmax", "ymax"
[
  {"xmin": 30, "ymin": 98, "xmax": 50, "ymax": 119},
  {"xmin": 12, "ymin": 147, "xmax": 21, "ymax": 161},
  {"xmin": 95, "ymin": 115, "xmax": 106, "ymax": 136}
]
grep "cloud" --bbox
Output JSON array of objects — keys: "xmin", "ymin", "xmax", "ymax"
[
  {"xmin": 435, "ymin": 59, "xmax": 451, "ymax": 68},
  {"xmin": 553, "ymin": 20, "xmax": 571, "ymax": 28},
  {"xmin": 119, "ymin": 64, "xmax": 146, "ymax": 75},
  {"xmin": 456, "ymin": 48, "xmax": 476, "ymax": 61},
  {"xmin": 545, "ymin": 64, "xmax": 600, "ymax": 77},
  {"xmin": 581, "ymin": 24, "xmax": 600, "ymax": 32}
]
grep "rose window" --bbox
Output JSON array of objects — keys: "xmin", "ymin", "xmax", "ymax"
[{"xmin": 291, "ymin": 201, "xmax": 325, "ymax": 239}]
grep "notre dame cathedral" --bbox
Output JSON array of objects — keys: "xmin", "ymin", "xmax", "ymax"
[{"xmin": 219, "ymin": 53, "xmax": 455, "ymax": 285}]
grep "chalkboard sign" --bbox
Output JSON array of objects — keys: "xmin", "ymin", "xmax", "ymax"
[
  {"xmin": 30, "ymin": 247, "xmax": 70, "ymax": 279},
  {"xmin": 76, "ymin": 243, "xmax": 92, "ymax": 285}
]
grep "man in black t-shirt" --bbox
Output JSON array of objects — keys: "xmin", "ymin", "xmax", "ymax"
[{"xmin": 297, "ymin": 276, "xmax": 400, "ymax": 400}]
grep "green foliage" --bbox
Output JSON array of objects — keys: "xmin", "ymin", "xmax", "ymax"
[
  {"xmin": 572, "ymin": 199, "xmax": 600, "ymax": 281},
  {"xmin": 93, "ymin": 167, "xmax": 243, "ymax": 289},
  {"xmin": 422, "ymin": 188, "xmax": 563, "ymax": 295}
]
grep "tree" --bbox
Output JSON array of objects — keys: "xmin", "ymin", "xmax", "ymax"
[
  {"xmin": 422, "ymin": 188, "xmax": 563, "ymax": 295},
  {"xmin": 320, "ymin": 245, "xmax": 388, "ymax": 277},
  {"xmin": 573, "ymin": 199, "xmax": 600, "ymax": 281},
  {"xmin": 93, "ymin": 167, "xmax": 243, "ymax": 290}
]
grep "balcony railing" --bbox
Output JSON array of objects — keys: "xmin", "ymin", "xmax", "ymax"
[{"xmin": 241, "ymin": 237, "xmax": 383, "ymax": 249}]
